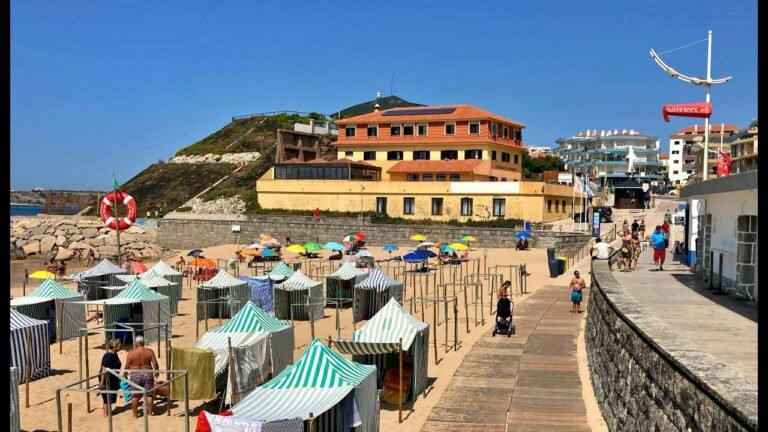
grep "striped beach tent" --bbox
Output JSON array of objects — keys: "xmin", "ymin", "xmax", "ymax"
[
  {"xmin": 273, "ymin": 271, "xmax": 323, "ymax": 321},
  {"xmin": 238, "ymin": 275, "xmax": 274, "ymax": 312},
  {"xmin": 118, "ymin": 270, "xmax": 180, "ymax": 315},
  {"xmin": 10, "ymin": 368, "xmax": 21, "ymax": 432},
  {"xmin": 80, "ymin": 279, "xmax": 171, "ymax": 345},
  {"xmin": 325, "ymin": 262, "xmax": 369, "ymax": 305},
  {"xmin": 334, "ymin": 298, "xmax": 429, "ymax": 401},
  {"xmin": 10, "ymin": 309, "xmax": 51, "ymax": 382},
  {"xmin": 353, "ymin": 268, "xmax": 404, "ymax": 323},
  {"xmin": 268, "ymin": 262, "xmax": 295, "ymax": 280},
  {"xmin": 230, "ymin": 338, "xmax": 379, "ymax": 432},
  {"xmin": 140, "ymin": 261, "xmax": 183, "ymax": 315},
  {"xmin": 10, "ymin": 278, "xmax": 86, "ymax": 342},
  {"xmin": 198, "ymin": 270, "xmax": 251, "ymax": 320},
  {"xmin": 68, "ymin": 258, "xmax": 128, "ymax": 300}
]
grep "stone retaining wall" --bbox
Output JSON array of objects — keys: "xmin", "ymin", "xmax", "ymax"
[{"xmin": 586, "ymin": 260, "xmax": 757, "ymax": 431}]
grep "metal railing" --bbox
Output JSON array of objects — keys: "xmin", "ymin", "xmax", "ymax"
[{"xmin": 566, "ymin": 226, "xmax": 617, "ymax": 269}]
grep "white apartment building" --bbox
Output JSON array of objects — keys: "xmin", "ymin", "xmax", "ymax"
[
  {"xmin": 554, "ymin": 128, "xmax": 662, "ymax": 188},
  {"xmin": 668, "ymin": 123, "xmax": 739, "ymax": 185},
  {"xmin": 526, "ymin": 145, "xmax": 553, "ymax": 158}
]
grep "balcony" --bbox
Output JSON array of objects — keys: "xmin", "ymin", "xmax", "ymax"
[
  {"xmin": 634, "ymin": 161, "xmax": 663, "ymax": 167},
  {"xmin": 592, "ymin": 160, "xmax": 629, "ymax": 166},
  {"xmin": 586, "ymin": 148, "xmax": 629, "ymax": 154}
]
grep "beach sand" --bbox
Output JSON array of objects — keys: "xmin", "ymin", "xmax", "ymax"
[{"xmin": 11, "ymin": 242, "xmax": 592, "ymax": 432}]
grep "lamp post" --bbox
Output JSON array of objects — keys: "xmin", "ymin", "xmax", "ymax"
[{"xmin": 359, "ymin": 185, "xmax": 365, "ymax": 228}]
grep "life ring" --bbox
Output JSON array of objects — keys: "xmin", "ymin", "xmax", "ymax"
[{"xmin": 99, "ymin": 191, "xmax": 138, "ymax": 231}]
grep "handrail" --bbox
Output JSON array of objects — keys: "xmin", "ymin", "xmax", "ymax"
[{"xmin": 566, "ymin": 226, "xmax": 616, "ymax": 268}]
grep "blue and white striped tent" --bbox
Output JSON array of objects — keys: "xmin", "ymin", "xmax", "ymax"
[
  {"xmin": 117, "ymin": 270, "xmax": 179, "ymax": 315},
  {"xmin": 67, "ymin": 258, "xmax": 127, "ymax": 300},
  {"xmin": 197, "ymin": 270, "xmax": 251, "ymax": 320},
  {"xmin": 229, "ymin": 338, "xmax": 379, "ymax": 432},
  {"xmin": 10, "ymin": 309, "xmax": 51, "ymax": 382},
  {"xmin": 10, "ymin": 278, "xmax": 86, "ymax": 342},
  {"xmin": 353, "ymin": 268, "xmax": 404, "ymax": 323},
  {"xmin": 140, "ymin": 261, "xmax": 183, "ymax": 315},
  {"xmin": 334, "ymin": 298, "xmax": 429, "ymax": 401},
  {"xmin": 325, "ymin": 262, "xmax": 369, "ymax": 305},
  {"xmin": 238, "ymin": 275, "xmax": 275, "ymax": 312},
  {"xmin": 273, "ymin": 271, "xmax": 323, "ymax": 321},
  {"xmin": 80, "ymin": 279, "xmax": 171, "ymax": 345}
]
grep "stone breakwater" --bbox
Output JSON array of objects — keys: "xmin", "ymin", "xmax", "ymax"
[
  {"xmin": 10, "ymin": 218, "xmax": 171, "ymax": 261},
  {"xmin": 179, "ymin": 197, "xmax": 247, "ymax": 215}
]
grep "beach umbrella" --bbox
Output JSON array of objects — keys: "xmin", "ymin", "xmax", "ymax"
[
  {"xmin": 323, "ymin": 242, "xmax": 346, "ymax": 251},
  {"xmin": 440, "ymin": 245, "xmax": 456, "ymax": 254},
  {"xmin": 286, "ymin": 244, "xmax": 306, "ymax": 254},
  {"xmin": 355, "ymin": 250, "xmax": 373, "ymax": 257},
  {"xmin": 459, "ymin": 235, "xmax": 477, "ymax": 242},
  {"xmin": 409, "ymin": 234, "xmax": 426, "ymax": 241},
  {"xmin": 262, "ymin": 240, "xmax": 281, "ymax": 248},
  {"xmin": 353, "ymin": 232, "xmax": 367, "ymax": 240},
  {"xmin": 190, "ymin": 257, "xmax": 216, "ymax": 268},
  {"xmin": 187, "ymin": 249, "xmax": 204, "ymax": 257},
  {"xmin": 402, "ymin": 251, "xmax": 427, "ymax": 262},
  {"xmin": 342, "ymin": 234, "xmax": 359, "ymax": 243},
  {"xmin": 262, "ymin": 249, "xmax": 278, "ymax": 257},
  {"xmin": 29, "ymin": 270, "xmax": 56, "ymax": 279},
  {"xmin": 514, "ymin": 231, "xmax": 533, "ymax": 240},
  {"xmin": 382, "ymin": 244, "xmax": 399, "ymax": 252},
  {"xmin": 241, "ymin": 249, "xmax": 262, "ymax": 256},
  {"xmin": 435, "ymin": 242, "xmax": 449, "ymax": 250},
  {"xmin": 303, "ymin": 242, "xmax": 322, "ymax": 251},
  {"xmin": 417, "ymin": 241, "xmax": 435, "ymax": 249},
  {"xmin": 448, "ymin": 243, "xmax": 470, "ymax": 251},
  {"xmin": 130, "ymin": 261, "xmax": 148, "ymax": 274},
  {"xmin": 244, "ymin": 242, "xmax": 264, "ymax": 250}
]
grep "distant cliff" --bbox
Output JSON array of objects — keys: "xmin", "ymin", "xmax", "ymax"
[{"xmin": 10, "ymin": 190, "xmax": 47, "ymax": 205}]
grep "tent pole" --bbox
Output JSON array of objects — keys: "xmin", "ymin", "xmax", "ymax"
[
  {"xmin": 84, "ymin": 327, "xmax": 91, "ymax": 412},
  {"xmin": 227, "ymin": 337, "xmax": 239, "ymax": 405},
  {"xmin": 157, "ymin": 302, "xmax": 161, "ymax": 358},
  {"xmin": 398, "ymin": 338, "xmax": 403, "ymax": 423},
  {"xmin": 433, "ymin": 298, "xmax": 438, "ymax": 365},
  {"xmin": 309, "ymin": 297, "xmax": 315, "ymax": 340},
  {"xmin": 56, "ymin": 390, "xmax": 63, "ymax": 432},
  {"xmin": 204, "ymin": 302, "xmax": 209, "ymax": 332},
  {"xmin": 25, "ymin": 327, "xmax": 31, "ymax": 408},
  {"xmin": 59, "ymin": 303, "xmax": 64, "ymax": 354},
  {"xmin": 308, "ymin": 412, "xmax": 315, "ymax": 432},
  {"xmin": 327, "ymin": 335, "xmax": 332, "ymax": 348}
]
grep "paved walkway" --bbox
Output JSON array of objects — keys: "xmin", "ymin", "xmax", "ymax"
[{"xmin": 421, "ymin": 285, "xmax": 591, "ymax": 432}]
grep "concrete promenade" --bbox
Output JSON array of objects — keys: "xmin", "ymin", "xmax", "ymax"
[{"xmin": 421, "ymin": 284, "xmax": 593, "ymax": 432}]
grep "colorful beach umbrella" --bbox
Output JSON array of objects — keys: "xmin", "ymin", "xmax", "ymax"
[
  {"xmin": 187, "ymin": 248, "xmax": 204, "ymax": 257},
  {"xmin": 417, "ymin": 241, "xmax": 435, "ymax": 248},
  {"xmin": 342, "ymin": 234, "xmax": 359, "ymax": 243},
  {"xmin": 262, "ymin": 249, "xmax": 278, "ymax": 257},
  {"xmin": 459, "ymin": 235, "xmax": 477, "ymax": 242},
  {"xmin": 382, "ymin": 244, "xmax": 399, "ymax": 252},
  {"xmin": 409, "ymin": 234, "xmax": 426, "ymax": 241},
  {"xmin": 286, "ymin": 244, "xmax": 307, "ymax": 254},
  {"xmin": 447, "ymin": 243, "xmax": 470, "ymax": 251},
  {"xmin": 304, "ymin": 242, "xmax": 322, "ymax": 251},
  {"xmin": 130, "ymin": 261, "xmax": 148, "ymax": 274},
  {"xmin": 262, "ymin": 240, "xmax": 281, "ymax": 248},
  {"xmin": 241, "ymin": 249, "xmax": 262, "ymax": 256},
  {"xmin": 514, "ymin": 231, "xmax": 533, "ymax": 240},
  {"xmin": 323, "ymin": 242, "xmax": 346, "ymax": 251},
  {"xmin": 440, "ymin": 246, "xmax": 456, "ymax": 254},
  {"xmin": 29, "ymin": 270, "xmax": 56, "ymax": 279},
  {"xmin": 244, "ymin": 242, "xmax": 264, "ymax": 250},
  {"xmin": 190, "ymin": 258, "xmax": 216, "ymax": 268},
  {"xmin": 353, "ymin": 232, "xmax": 367, "ymax": 240}
]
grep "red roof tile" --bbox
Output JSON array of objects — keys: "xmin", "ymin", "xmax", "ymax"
[
  {"xmin": 335, "ymin": 104, "xmax": 525, "ymax": 128},
  {"xmin": 387, "ymin": 159, "xmax": 484, "ymax": 173}
]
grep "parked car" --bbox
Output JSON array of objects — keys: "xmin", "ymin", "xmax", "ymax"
[{"xmin": 574, "ymin": 206, "xmax": 613, "ymax": 223}]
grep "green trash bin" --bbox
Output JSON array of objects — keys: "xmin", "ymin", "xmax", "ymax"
[
  {"xmin": 557, "ymin": 256, "xmax": 567, "ymax": 275},
  {"xmin": 558, "ymin": 256, "xmax": 568, "ymax": 273}
]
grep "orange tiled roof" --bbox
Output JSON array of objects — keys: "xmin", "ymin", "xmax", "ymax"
[
  {"xmin": 387, "ymin": 159, "xmax": 484, "ymax": 173},
  {"xmin": 335, "ymin": 104, "xmax": 525, "ymax": 128}
]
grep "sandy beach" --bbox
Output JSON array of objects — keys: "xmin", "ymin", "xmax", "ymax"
[{"xmin": 11, "ymin": 240, "xmax": 591, "ymax": 432}]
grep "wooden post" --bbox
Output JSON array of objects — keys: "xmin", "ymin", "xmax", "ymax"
[
  {"xmin": 67, "ymin": 402, "xmax": 73, "ymax": 432},
  {"xmin": 25, "ymin": 327, "xmax": 31, "ymax": 408},
  {"xmin": 204, "ymin": 302, "xmax": 209, "ymax": 332},
  {"xmin": 227, "ymin": 337, "xmax": 239, "ymax": 405},
  {"xmin": 327, "ymin": 335, "xmax": 332, "ymax": 348},
  {"xmin": 398, "ymin": 338, "xmax": 403, "ymax": 423},
  {"xmin": 464, "ymin": 285, "xmax": 470, "ymax": 334},
  {"xmin": 432, "ymin": 297, "xmax": 438, "ymax": 365},
  {"xmin": 308, "ymin": 412, "xmax": 315, "ymax": 432},
  {"xmin": 85, "ymin": 323, "xmax": 91, "ymax": 412},
  {"xmin": 157, "ymin": 302, "xmax": 162, "ymax": 357},
  {"xmin": 59, "ymin": 303, "xmax": 64, "ymax": 354},
  {"xmin": 309, "ymin": 297, "xmax": 315, "ymax": 340}
]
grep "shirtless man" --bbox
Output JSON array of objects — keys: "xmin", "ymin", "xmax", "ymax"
[
  {"xmin": 124, "ymin": 336, "xmax": 167, "ymax": 417},
  {"xmin": 570, "ymin": 270, "xmax": 586, "ymax": 313}
]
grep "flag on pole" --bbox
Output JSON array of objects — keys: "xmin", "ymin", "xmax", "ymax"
[{"xmin": 113, "ymin": 175, "xmax": 120, "ymax": 190}]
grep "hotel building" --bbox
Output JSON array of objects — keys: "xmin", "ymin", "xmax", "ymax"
[{"xmin": 668, "ymin": 123, "xmax": 739, "ymax": 184}]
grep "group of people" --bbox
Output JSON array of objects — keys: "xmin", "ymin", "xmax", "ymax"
[
  {"xmin": 45, "ymin": 258, "xmax": 68, "ymax": 279},
  {"xmin": 515, "ymin": 238, "xmax": 529, "ymax": 251},
  {"xmin": 594, "ymin": 217, "xmax": 671, "ymax": 273}
]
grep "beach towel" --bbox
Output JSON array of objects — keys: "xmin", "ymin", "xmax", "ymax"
[
  {"xmin": 119, "ymin": 379, "xmax": 133, "ymax": 403},
  {"xmin": 381, "ymin": 366, "xmax": 412, "ymax": 404},
  {"xmin": 171, "ymin": 347, "xmax": 215, "ymax": 400},
  {"xmin": 226, "ymin": 334, "xmax": 272, "ymax": 405}
]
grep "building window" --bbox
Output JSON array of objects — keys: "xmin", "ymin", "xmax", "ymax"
[
  {"xmin": 490, "ymin": 176, "xmax": 498, "ymax": 181},
  {"xmin": 503, "ymin": 126, "xmax": 509, "ymax": 138},
  {"xmin": 464, "ymin": 149, "xmax": 482, "ymax": 159},
  {"xmin": 441, "ymin": 150, "xmax": 458, "ymax": 160},
  {"xmin": 469, "ymin": 121, "xmax": 480, "ymax": 135},
  {"xmin": 413, "ymin": 150, "xmax": 430, "ymax": 160},
  {"xmin": 376, "ymin": 197, "xmax": 387, "ymax": 215},
  {"xmin": 363, "ymin": 151, "xmax": 376, "ymax": 161},
  {"xmin": 436, "ymin": 174, "xmax": 447, "ymax": 181},
  {"xmin": 407, "ymin": 173, "xmax": 419, "ymax": 181},
  {"xmin": 432, "ymin": 198, "xmax": 443, "ymax": 215},
  {"xmin": 345, "ymin": 126, "xmax": 356, "ymax": 137},
  {"xmin": 672, "ymin": 150, "xmax": 680, "ymax": 154},
  {"xmin": 460, "ymin": 198, "xmax": 473, "ymax": 216},
  {"xmin": 547, "ymin": 200, "xmax": 552, "ymax": 212},
  {"xmin": 417, "ymin": 123, "xmax": 428, "ymax": 136},
  {"xmin": 686, "ymin": 170, "xmax": 693, "ymax": 174},
  {"xmin": 514, "ymin": 129, "xmax": 522, "ymax": 141},
  {"xmin": 673, "ymin": 170, "xmax": 679, "ymax": 174},
  {"xmin": 501, "ymin": 178, "xmax": 507, "ymax": 182},
  {"xmin": 493, "ymin": 198, "xmax": 505, "ymax": 217},
  {"xmin": 492, "ymin": 123, "xmax": 498, "ymax": 136},
  {"xmin": 513, "ymin": 154, "xmax": 519, "ymax": 164},
  {"xmin": 555, "ymin": 200, "xmax": 560, "ymax": 212},
  {"xmin": 423, "ymin": 173, "xmax": 433, "ymax": 181},
  {"xmin": 450, "ymin": 174, "xmax": 460, "ymax": 181},
  {"xmin": 562, "ymin": 200, "xmax": 566, "ymax": 212},
  {"xmin": 673, "ymin": 160, "xmax": 680, "ymax": 164},
  {"xmin": 403, "ymin": 124, "xmax": 414, "ymax": 136},
  {"xmin": 403, "ymin": 198, "xmax": 415, "ymax": 215},
  {"xmin": 345, "ymin": 151, "xmax": 354, "ymax": 157},
  {"xmin": 502, "ymin": 153, "xmax": 511, "ymax": 162},
  {"xmin": 445, "ymin": 122, "xmax": 455, "ymax": 135},
  {"xmin": 367, "ymin": 125, "xmax": 378, "ymax": 137},
  {"xmin": 492, "ymin": 150, "xmax": 497, "ymax": 160},
  {"xmin": 390, "ymin": 124, "xmax": 401, "ymax": 137},
  {"xmin": 387, "ymin": 151, "xmax": 403, "ymax": 160}
]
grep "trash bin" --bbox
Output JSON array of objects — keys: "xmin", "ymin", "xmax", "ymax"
[
  {"xmin": 547, "ymin": 247, "xmax": 556, "ymax": 262},
  {"xmin": 557, "ymin": 256, "xmax": 568, "ymax": 275},
  {"xmin": 548, "ymin": 259, "xmax": 560, "ymax": 278},
  {"xmin": 524, "ymin": 221, "xmax": 532, "ymax": 231}
]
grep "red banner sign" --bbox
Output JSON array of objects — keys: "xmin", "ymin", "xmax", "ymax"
[
  {"xmin": 662, "ymin": 102, "xmax": 712, "ymax": 122},
  {"xmin": 717, "ymin": 150, "xmax": 732, "ymax": 177}
]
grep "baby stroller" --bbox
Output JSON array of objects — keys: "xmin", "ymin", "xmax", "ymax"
[{"xmin": 492, "ymin": 296, "xmax": 515, "ymax": 337}]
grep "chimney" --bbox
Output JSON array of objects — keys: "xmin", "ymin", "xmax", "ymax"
[
  {"xmin": 309, "ymin": 119, "xmax": 315, "ymax": 134},
  {"xmin": 374, "ymin": 103, "xmax": 380, "ymax": 112}
]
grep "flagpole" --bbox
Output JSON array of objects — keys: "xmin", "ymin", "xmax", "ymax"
[
  {"xmin": 571, "ymin": 169, "xmax": 576, "ymax": 232},
  {"xmin": 114, "ymin": 175, "xmax": 121, "ymax": 267}
]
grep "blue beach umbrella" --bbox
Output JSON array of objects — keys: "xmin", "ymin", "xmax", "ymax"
[
  {"xmin": 323, "ymin": 242, "xmax": 346, "ymax": 252},
  {"xmin": 514, "ymin": 231, "xmax": 532, "ymax": 240},
  {"xmin": 382, "ymin": 244, "xmax": 399, "ymax": 252},
  {"xmin": 262, "ymin": 249, "xmax": 278, "ymax": 257},
  {"xmin": 440, "ymin": 245, "xmax": 456, "ymax": 254}
]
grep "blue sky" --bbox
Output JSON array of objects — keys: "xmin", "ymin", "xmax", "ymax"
[{"xmin": 11, "ymin": 0, "xmax": 757, "ymax": 190}]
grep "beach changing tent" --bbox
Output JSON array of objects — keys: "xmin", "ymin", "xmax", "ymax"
[
  {"xmin": 229, "ymin": 338, "xmax": 379, "ymax": 432},
  {"xmin": 197, "ymin": 270, "xmax": 251, "ymax": 320},
  {"xmin": 117, "ymin": 270, "xmax": 179, "ymax": 315},
  {"xmin": 325, "ymin": 262, "xmax": 369, "ymax": 305},
  {"xmin": 81, "ymin": 279, "xmax": 171, "ymax": 345},
  {"xmin": 10, "ymin": 278, "xmax": 86, "ymax": 342},
  {"xmin": 194, "ymin": 301, "xmax": 294, "ymax": 403},
  {"xmin": 140, "ymin": 261, "xmax": 183, "ymax": 315},
  {"xmin": 268, "ymin": 261, "xmax": 295, "ymax": 280},
  {"xmin": 10, "ymin": 368, "xmax": 21, "ymax": 432},
  {"xmin": 353, "ymin": 268, "xmax": 404, "ymax": 323},
  {"xmin": 68, "ymin": 258, "xmax": 127, "ymax": 300},
  {"xmin": 273, "ymin": 271, "xmax": 323, "ymax": 321},
  {"xmin": 10, "ymin": 309, "xmax": 51, "ymax": 382},
  {"xmin": 238, "ymin": 275, "xmax": 275, "ymax": 312},
  {"xmin": 334, "ymin": 298, "xmax": 429, "ymax": 402}
]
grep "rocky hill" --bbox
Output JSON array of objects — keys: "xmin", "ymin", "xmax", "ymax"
[{"xmin": 10, "ymin": 190, "xmax": 47, "ymax": 205}]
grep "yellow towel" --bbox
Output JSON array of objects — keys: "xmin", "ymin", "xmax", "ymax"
[{"xmin": 170, "ymin": 347, "xmax": 216, "ymax": 401}]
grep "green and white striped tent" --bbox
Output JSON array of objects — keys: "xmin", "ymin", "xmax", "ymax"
[
  {"xmin": 67, "ymin": 258, "xmax": 127, "ymax": 300},
  {"xmin": 353, "ymin": 268, "xmax": 404, "ymax": 323},
  {"xmin": 197, "ymin": 270, "xmax": 251, "ymax": 320},
  {"xmin": 273, "ymin": 271, "xmax": 323, "ymax": 321},
  {"xmin": 334, "ymin": 298, "xmax": 429, "ymax": 401},
  {"xmin": 268, "ymin": 262, "xmax": 295, "ymax": 280},
  {"xmin": 80, "ymin": 279, "xmax": 171, "ymax": 345},
  {"xmin": 117, "ymin": 270, "xmax": 179, "ymax": 315},
  {"xmin": 10, "ymin": 278, "xmax": 86, "ymax": 342},
  {"xmin": 230, "ymin": 338, "xmax": 379, "ymax": 432},
  {"xmin": 325, "ymin": 262, "xmax": 369, "ymax": 305},
  {"xmin": 141, "ymin": 261, "xmax": 183, "ymax": 315}
]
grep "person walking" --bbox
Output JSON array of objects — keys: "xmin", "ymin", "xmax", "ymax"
[
  {"xmin": 99, "ymin": 339, "xmax": 123, "ymax": 417},
  {"xmin": 631, "ymin": 219, "xmax": 639, "ymax": 235},
  {"xmin": 622, "ymin": 219, "xmax": 629, "ymax": 232},
  {"xmin": 570, "ymin": 270, "xmax": 586, "ymax": 313},
  {"xmin": 620, "ymin": 230, "xmax": 633, "ymax": 272},
  {"xmin": 631, "ymin": 232, "xmax": 641, "ymax": 271},
  {"xmin": 638, "ymin": 220, "xmax": 646, "ymax": 240},
  {"xmin": 660, "ymin": 221, "xmax": 670, "ymax": 249},
  {"xmin": 650, "ymin": 225, "xmax": 667, "ymax": 271},
  {"xmin": 590, "ymin": 238, "xmax": 615, "ymax": 272},
  {"xmin": 124, "ymin": 335, "xmax": 168, "ymax": 417},
  {"xmin": 313, "ymin": 208, "xmax": 321, "ymax": 222}
]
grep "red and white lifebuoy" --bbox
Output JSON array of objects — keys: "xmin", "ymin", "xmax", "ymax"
[{"xmin": 99, "ymin": 191, "xmax": 138, "ymax": 231}]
